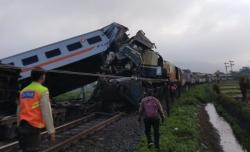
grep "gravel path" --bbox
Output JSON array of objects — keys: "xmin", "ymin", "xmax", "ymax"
[{"xmin": 68, "ymin": 113, "xmax": 144, "ymax": 152}]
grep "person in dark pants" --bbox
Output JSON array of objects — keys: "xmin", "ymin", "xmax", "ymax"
[
  {"xmin": 138, "ymin": 88, "xmax": 165, "ymax": 150},
  {"xmin": 18, "ymin": 121, "xmax": 42, "ymax": 152},
  {"xmin": 17, "ymin": 67, "xmax": 55, "ymax": 152}
]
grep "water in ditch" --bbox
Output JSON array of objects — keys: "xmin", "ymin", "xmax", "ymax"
[{"xmin": 205, "ymin": 103, "xmax": 246, "ymax": 152}]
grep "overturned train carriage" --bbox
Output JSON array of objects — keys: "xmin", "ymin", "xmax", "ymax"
[
  {"xmin": 1, "ymin": 23, "xmax": 129, "ymax": 97},
  {"xmin": 0, "ymin": 23, "xmax": 166, "ymax": 110}
]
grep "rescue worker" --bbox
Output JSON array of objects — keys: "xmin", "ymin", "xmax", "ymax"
[
  {"xmin": 138, "ymin": 88, "xmax": 165, "ymax": 150},
  {"xmin": 17, "ymin": 67, "xmax": 55, "ymax": 152}
]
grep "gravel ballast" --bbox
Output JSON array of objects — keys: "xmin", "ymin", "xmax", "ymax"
[{"xmin": 68, "ymin": 113, "xmax": 144, "ymax": 152}]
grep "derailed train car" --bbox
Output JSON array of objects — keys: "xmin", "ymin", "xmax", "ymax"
[
  {"xmin": 0, "ymin": 23, "xmax": 212, "ymax": 139},
  {"xmin": 162, "ymin": 61, "xmax": 182, "ymax": 96},
  {"xmin": 90, "ymin": 31, "xmax": 165, "ymax": 110}
]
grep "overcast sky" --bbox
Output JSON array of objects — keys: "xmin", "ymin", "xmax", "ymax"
[{"xmin": 0, "ymin": 0, "xmax": 250, "ymax": 73}]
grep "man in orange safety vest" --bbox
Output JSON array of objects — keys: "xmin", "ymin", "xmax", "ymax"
[{"xmin": 17, "ymin": 67, "xmax": 55, "ymax": 152}]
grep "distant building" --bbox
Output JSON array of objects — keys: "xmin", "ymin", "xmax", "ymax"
[
  {"xmin": 239, "ymin": 67, "xmax": 250, "ymax": 77},
  {"xmin": 214, "ymin": 71, "xmax": 232, "ymax": 81}
]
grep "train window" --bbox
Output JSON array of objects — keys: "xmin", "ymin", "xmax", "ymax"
[
  {"xmin": 87, "ymin": 36, "xmax": 102, "ymax": 45},
  {"xmin": 22, "ymin": 55, "xmax": 38, "ymax": 66},
  {"xmin": 8, "ymin": 62, "xmax": 14, "ymax": 65},
  {"xmin": 45, "ymin": 48, "xmax": 61, "ymax": 58},
  {"xmin": 67, "ymin": 42, "xmax": 82, "ymax": 51},
  {"xmin": 104, "ymin": 29, "xmax": 113, "ymax": 39}
]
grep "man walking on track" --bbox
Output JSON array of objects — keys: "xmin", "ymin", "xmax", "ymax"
[
  {"xmin": 17, "ymin": 67, "xmax": 55, "ymax": 152},
  {"xmin": 138, "ymin": 88, "xmax": 165, "ymax": 150}
]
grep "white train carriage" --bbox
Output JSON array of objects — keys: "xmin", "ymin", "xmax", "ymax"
[{"xmin": 0, "ymin": 23, "xmax": 128, "ymax": 96}]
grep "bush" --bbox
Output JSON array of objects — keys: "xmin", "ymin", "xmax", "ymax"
[
  {"xmin": 239, "ymin": 76, "xmax": 250, "ymax": 101},
  {"xmin": 212, "ymin": 84, "xmax": 220, "ymax": 94}
]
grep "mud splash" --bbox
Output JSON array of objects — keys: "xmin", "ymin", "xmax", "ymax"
[{"xmin": 205, "ymin": 103, "xmax": 246, "ymax": 152}]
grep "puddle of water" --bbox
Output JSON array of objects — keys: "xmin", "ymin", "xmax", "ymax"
[{"xmin": 205, "ymin": 103, "xmax": 246, "ymax": 152}]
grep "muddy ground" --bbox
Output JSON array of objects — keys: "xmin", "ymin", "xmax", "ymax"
[{"xmin": 199, "ymin": 105, "xmax": 223, "ymax": 152}]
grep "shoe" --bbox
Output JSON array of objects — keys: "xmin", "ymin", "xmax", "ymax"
[
  {"xmin": 148, "ymin": 142, "xmax": 153, "ymax": 149},
  {"xmin": 155, "ymin": 145, "xmax": 160, "ymax": 151}
]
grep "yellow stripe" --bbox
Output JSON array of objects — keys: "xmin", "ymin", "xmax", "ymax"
[{"xmin": 31, "ymin": 101, "xmax": 40, "ymax": 109}]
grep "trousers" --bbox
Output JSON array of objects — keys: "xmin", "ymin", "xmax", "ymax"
[
  {"xmin": 17, "ymin": 120, "xmax": 41, "ymax": 152},
  {"xmin": 144, "ymin": 118, "xmax": 160, "ymax": 148}
]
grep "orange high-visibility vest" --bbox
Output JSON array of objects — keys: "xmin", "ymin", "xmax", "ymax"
[{"xmin": 19, "ymin": 82, "xmax": 49, "ymax": 128}]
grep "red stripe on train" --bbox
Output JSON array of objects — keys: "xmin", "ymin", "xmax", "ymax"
[{"xmin": 21, "ymin": 47, "xmax": 95, "ymax": 73}]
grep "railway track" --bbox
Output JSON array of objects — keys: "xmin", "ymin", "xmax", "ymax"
[{"xmin": 0, "ymin": 112, "xmax": 123, "ymax": 152}]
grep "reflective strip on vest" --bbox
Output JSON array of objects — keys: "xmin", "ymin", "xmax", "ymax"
[{"xmin": 31, "ymin": 101, "xmax": 40, "ymax": 109}]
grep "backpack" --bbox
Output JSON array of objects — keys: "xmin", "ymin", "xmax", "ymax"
[{"xmin": 143, "ymin": 97, "xmax": 159, "ymax": 118}]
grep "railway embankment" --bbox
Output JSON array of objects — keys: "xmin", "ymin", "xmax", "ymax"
[{"xmin": 136, "ymin": 85, "xmax": 223, "ymax": 152}]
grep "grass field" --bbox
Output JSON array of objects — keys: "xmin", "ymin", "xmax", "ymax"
[
  {"xmin": 219, "ymin": 80, "xmax": 242, "ymax": 97},
  {"xmin": 136, "ymin": 85, "xmax": 213, "ymax": 152},
  {"xmin": 53, "ymin": 83, "xmax": 96, "ymax": 101}
]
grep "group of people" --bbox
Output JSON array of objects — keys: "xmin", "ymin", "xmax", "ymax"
[{"xmin": 17, "ymin": 67, "xmax": 166, "ymax": 152}]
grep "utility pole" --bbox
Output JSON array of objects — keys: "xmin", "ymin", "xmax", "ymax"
[
  {"xmin": 229, "ymin": 60, "xmax": 234, "ymax": 72},
  {"xmin": 224, "ymin": 62, "xmax": 229, "ymax": 73}
]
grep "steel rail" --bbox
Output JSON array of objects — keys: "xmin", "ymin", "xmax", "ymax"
[
  {"xmin": 0, "ymin": 113, "xmax": 96, "ymax": 152},
  {"xmin": 42, "ymin": 113, "xmax": 123, "ymax": 152}
]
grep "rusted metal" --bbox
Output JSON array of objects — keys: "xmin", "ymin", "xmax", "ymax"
[
  {"xmin": 42, "ymin": 113, "xmax": 123, "ymax": 152},
  {"xmin": 0, "ymin": 113, "xmax": 96, "ymax": 152}
]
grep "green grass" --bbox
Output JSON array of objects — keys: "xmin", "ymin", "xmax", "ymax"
[
  {"xmin": 53, "ymin": 88, "xmax": 81, "ymax": 101},
  {"xmin": 220, "ymin": 86, "xmax": 240, "ymax": 89},
  {"xmin": 220, "ymin": 89, "xmax": 241, "ymax": 97},
  {"xmin": 219, "ymin": 80, "xmax": 238, "ymax": 85},
  {"xmin": 136, "ymin": 85, "xmax": 212, "ymax": 152},
  {"xmin": 53, "ymin": 84, "xmax": 96, "ymax": 101},
  {"xmin": 219, "ymin": 80, "xmax": 241, "ymax": 97}
]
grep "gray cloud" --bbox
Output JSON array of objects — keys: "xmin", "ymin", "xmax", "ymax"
[{"xmin": 0, "ymin": 0, "xmax": 250, "ymax": 73}]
